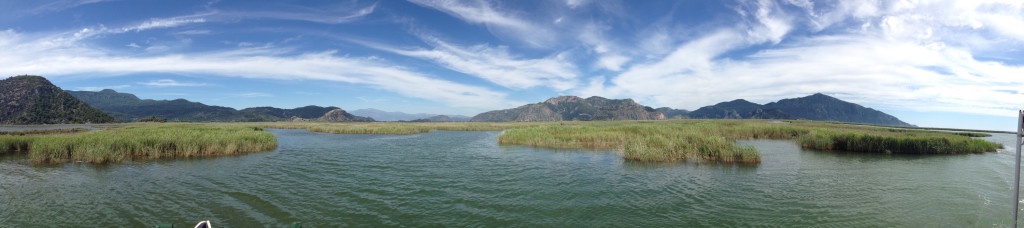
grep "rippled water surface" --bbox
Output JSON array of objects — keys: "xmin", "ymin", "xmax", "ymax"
[{"xmin": 1, "ymin": 130, "xmax": 1021, "ymax": 226}]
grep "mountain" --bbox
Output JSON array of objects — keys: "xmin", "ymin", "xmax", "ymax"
[
  {"xmin": 0, "ymin": 75, "xmax": 115, "ymax": 124},
  {"xmin": 655, "ymin": 107, "xmax": 689, "ymax": 119},
  {"xmin": 410, "ymin": 115, "xmax": 465, "ymax": 122},
  {"xmin": 473, "ymin": 93, "xmax": 911, "ymax": 126},
  {"xmin": 239, "ymin": 105, "xmax": 339, "ymax": 121},
  {"xmin": 68, "ymin": 89, "xmax": 238, "ymax": 121},
  {"xmin": 688, "ymin": 99, "xmax": 766, "ymax": 119},
  {"xmin": 67, "ymin": 89, "xmax": 370, "ymax": 122},
  {"xmin": 319, "ymin": 109, "xmax": 375, "ymax": 122},
  {"xmin": 471, "ymin": 96, "xmax": 665, "ymax": 122},
  {"xmin": 349, "ymin": 108, "xmax": 470, "ymax": 122},
  {"xmin": 763, "ymin": 93, "xmax": 911, "ymax": 126},
  {"xmin": 681, "ymin": 93, "xmax": 911, "ymax": 126}
]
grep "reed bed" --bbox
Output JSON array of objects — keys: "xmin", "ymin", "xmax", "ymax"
[
  {"xmin": 496, "ymin": 120, "xmax": 1001, "ymax": 164},
  {"xmin": 0, "ymin": 128, "xmax": 90, "ymax": 136},
  {"xmin": 0, "ymin": 123, "xmax": 277, "ymax": 164},
  {"xmin": 1, "ymin": 120, "xmax": 1002, "ymax": 165}
]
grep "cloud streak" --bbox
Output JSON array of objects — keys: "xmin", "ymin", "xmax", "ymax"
[
  {"xmin": 0, "ymin": 29, "xmax": 522, "ymax": 111},
  {"xmin": 140, "ymin": 79, "xmax": 209, "ymax": 87},
  {"xmin": 579, "ymin": 0, "xmax": 1024, "ymax": 118},
  {"xmin": 357, "ymin": 36, "xmax": 578, "ymax": 91}
]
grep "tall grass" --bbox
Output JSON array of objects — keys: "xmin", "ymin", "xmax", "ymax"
[
  {"xmin": 3, "ymin": 120, "xmax": 1001, "ymax": 165},
  {"xmin": 0, "ymin": 123, "xmax": 276, "ymax": 164},
  {"xmin": 0, "ymin": 128, "xmax": 90, "ymax": 136},
  {"xmin": 496, "ymin": 119, "xmax": 1001, "ymax": 164}
]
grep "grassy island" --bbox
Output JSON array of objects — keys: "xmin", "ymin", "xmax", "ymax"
[
  {"xmin": 1, "ymin": 124, "xmax": 276, "ymax": 164},
  {"xmin": 0, "ymin": 120, "xmax": 1003, "ymax": 165}
]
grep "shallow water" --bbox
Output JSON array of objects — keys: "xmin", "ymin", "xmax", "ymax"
[{"xmin": 0, "ymin": 130, "xmax": 1020, "ymax": 226}]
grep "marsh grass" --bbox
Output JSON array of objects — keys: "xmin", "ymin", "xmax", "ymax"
[
  {"xmin": 0, "ymin": 123, "xmax": 276, "ymax": 164},
  {"xmin": 1, "ymin": 120, "xmax": 1002, "ymax": 165},
  {"xmin": 0, "ymin": 128, "xmax": 90, "ymax": 136},
  {"xmin": 496, "ymin": 120, "xmax": 1001, "ymax": 164}
]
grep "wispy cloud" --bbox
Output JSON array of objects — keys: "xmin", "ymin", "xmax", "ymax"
[
  {"xmin": 122, "ymin": 17, "xmax": 207, "ymax": 32},
  {"xmin": 17, "ymin": 0, "xmax": 115, "ymax": 17},
  {"xmin": 75, "ymin": 84, "xmax": 130, "ymax": 91},
  {"xmin": 0, "ymin": 29, "xmax": 522, "ymax": 111},
  {"xmin": 408, "ymin": 0, "xmax": 556, "ymax": 48},
  {"xmin": 236, "ymin": 92, "xmax": 272, "ymax": 98},
  {"xmin": 357, "ymin": 35, "xmax": 578, "ymax": 90},
  {"xmin": 219, "ymin": 3, "xmax": 377, "ymax": 24},
  {"xmin": 140, "ymin": 79, "xmax": 209, "ymax": 87},
  {"xmin": 579, "ymin": 0, "xmax": 1024, "ymax": 118}
]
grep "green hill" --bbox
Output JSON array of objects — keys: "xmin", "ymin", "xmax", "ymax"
[{"xmin": 0, "ymin": 75, "xmax": 114, "ymax": 124}]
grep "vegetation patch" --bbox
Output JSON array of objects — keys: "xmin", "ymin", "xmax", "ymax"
[
  {"xmin": 0, "ymin": 128, "xmax": 90, "ymax": 136},
  {"xmin": 0, "ymin": 124, "xmax": 276, "ymax": 164}
]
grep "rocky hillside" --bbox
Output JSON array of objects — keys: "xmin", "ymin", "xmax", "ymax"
[
  {"xmin": 471, "ymin": 96, "xmax": 664, "ymax": 122},
  {"xmin": 319, "ymin": 109, "xmax": 375, "ymax": 122},
  {"xmin": 0, "ymin": 75, "xmax": 114, "ymax": 124}
]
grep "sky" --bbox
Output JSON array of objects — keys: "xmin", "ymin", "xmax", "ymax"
[{"xmin": 0, "ymin": 0, "xmax": 1022, "ymax": 131}]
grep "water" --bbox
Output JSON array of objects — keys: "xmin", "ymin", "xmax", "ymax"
[{"xmin": 1, "ymin": 129, "xmax": 1020, "ymax": 226}]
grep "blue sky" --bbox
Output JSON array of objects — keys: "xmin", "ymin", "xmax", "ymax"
[{"xmin": 1, "ymin": 0, "xmax": 1022, "ymax": 131}]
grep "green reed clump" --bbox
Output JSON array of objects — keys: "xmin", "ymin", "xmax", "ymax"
[
  {"xmin": 952, "ymin": 132, "xmax": 992, "ymax": 137},
  {"xmin": 0, "ymin": 123, "xmax": 277, "ymax": 164},
  {"xmin": 495, "ymin": 119, "xmax": 1002, "ymax": 164},
  {"xmin": 797, "ymin": 130, "xmax": 999, "ymax": 154},
  {"xmin": 0, "ymin": 128, "xmax": 90, "ymax": 136}
]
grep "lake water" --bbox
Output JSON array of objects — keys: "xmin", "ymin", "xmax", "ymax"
[{"xmin": 1, "ymin": 129, "xmax": 1021, "ymax": 226}]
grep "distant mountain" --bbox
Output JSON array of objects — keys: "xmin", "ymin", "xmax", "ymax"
[
  {"xmin": 319, "ymin": 109, "xmax": 374, "ymax": 122},
  {"xmin": 239, "ymin": 105, "xmax": 339, "ymax": 121},
  {"xmin": 349, "ymin": 108, "xmax": 470, "ymax": 121},
  {"xmin": 688, "ymin": 99, "xmax": 766, "ymax": 119},
  {"xmin": 655, "ymin": 107, "xmax": 689, "ymax": 119},
  {"xmin": 763, "ymin": 93, "xmax": 910, "ymax": 126},
  {"xmin": 0, "ymin": 75, "xmax": 114, "ymax": 124},
  {"xmin": 68, "ymin": 89, "xmax": 241, "ymax": 121},
  {"xmin": 471, "ymin": 96, "xmax": 665, "ymax": 122},
  {"xmin": 681, "ymin": 93, "xmax": 911, "ymax": 126},
  {"xmin": 473, "ymin": 93, "xmax": 911, "ymax": 127},
  {"xmin": 410, "ymin": 115, "xmax": 466, "ymax": 122},
  {"xmin": 67, "ymin": 89, "xmax": 370, "ymax": 122}
]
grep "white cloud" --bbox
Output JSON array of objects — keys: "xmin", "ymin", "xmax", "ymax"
[
  {"xmin": 408, "ymin": 0, "xmax": 556, "ymax": 48},
  {"xmin": 581, "ymin": 0, "xmax": 1024, "ymax": 118},
  {"xmin": 218, "ymin": 3, "xmax": 376, "ymax": 24},
  {"xmin": 359, "ymin": 36, "xmax": 578, "ymax": 91},
  {"xmin": 124, "ymin": 17, "xmax": 206, "ymax": 32},
  {"xmin": 140, "ymin": 79, "xmax": 209, "ymax": 87},
  {"xmin": 75, "ymin": 84, "xmax": 130, "ymax": 91},
  {"xmin": 0, "ymin": 30, "xmax": 522, "ymax": 111},
  {"xmin": 237, "ymin": 92, "xmax": 273, "ymax": 98},
  {"xmin": 596, "ymin": 54, "xmax": 629, "ymax": 71}
]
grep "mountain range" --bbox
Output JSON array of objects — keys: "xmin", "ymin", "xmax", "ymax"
[
  {"xmin": 66, "ymin": 89, "xmax": 373, "ymax": 122},
  {"xmin": 471, "ymin": 96, "xmax": 665, "ymax": 122},
  {"xmin": 0, "ymin": 75, "xmax": 114, "ymax": 124},
  {"xmin": 1, "ymin": 75, "xmax": 913, "ymax": 127},
  {"xmin": 471, "ymin": 93, "xmax": 913, "ymax": 127},
  {"xmin": 349, "ymin": 108, "xmax": 471, "ymax": 122}
]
